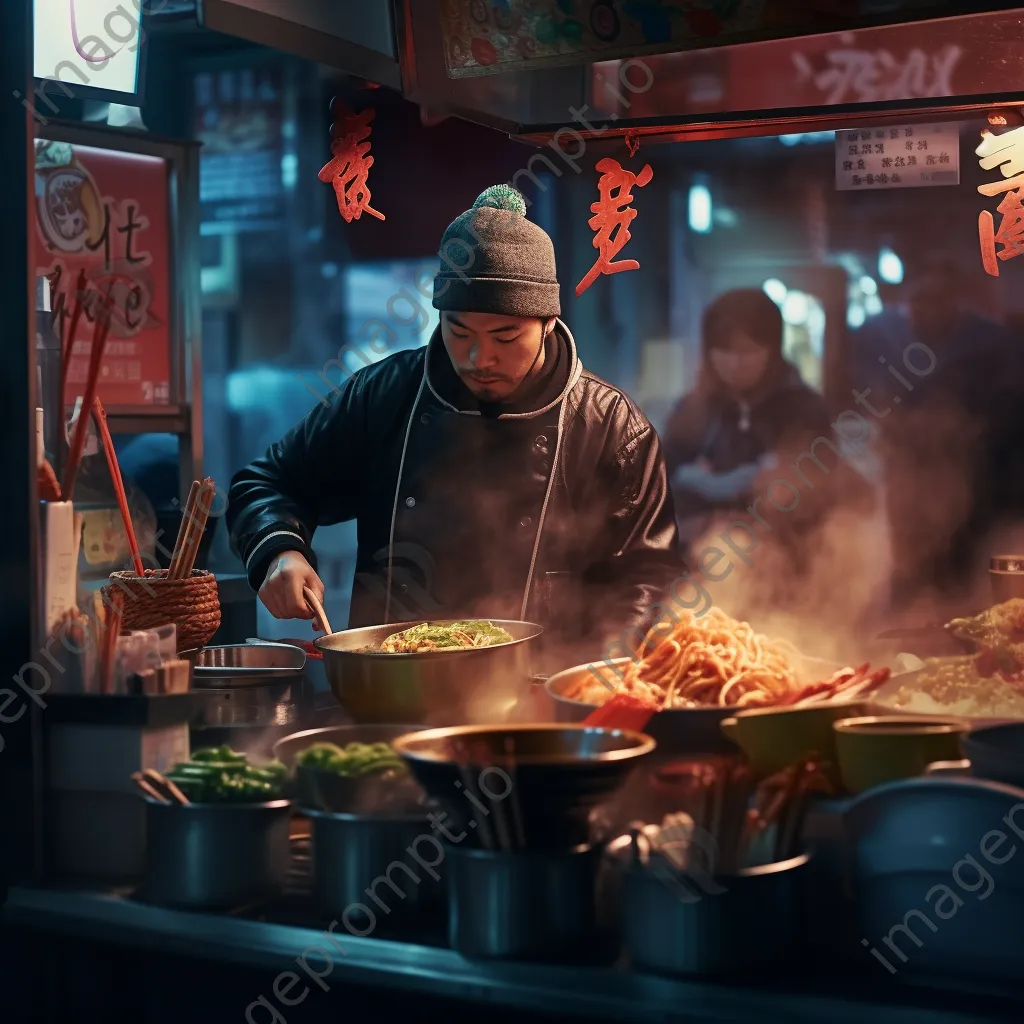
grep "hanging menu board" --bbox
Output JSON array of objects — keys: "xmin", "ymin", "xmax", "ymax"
[
  {"xmin": 834, "ymin": 123, "xmax": 960, "ymax": 190},
  {"xmin": 33, "ymin": 139, "xmax": 172, "ymax": 407}
]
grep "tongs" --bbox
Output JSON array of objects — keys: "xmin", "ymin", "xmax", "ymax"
[
  {"xmin": 131, "ymin": 769, "xmax": 190, "ymax": 805},
  {"xmin": 583, "ymin": 692, "xmax": 659, "ymax": 733}
]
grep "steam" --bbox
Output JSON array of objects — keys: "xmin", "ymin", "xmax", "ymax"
[{"xmin": 680, "ymin": 380, "xmax": 1004, "ymax": 667}]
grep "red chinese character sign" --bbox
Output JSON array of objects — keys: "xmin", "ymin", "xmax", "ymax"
[
  {"xmin": 976, "ymin": 125, "xmax": 1024, "ymax": 277},
  {"xmin": 576, "ymin": 156, "xmax": 653, "ymax": 297},
  {"xmin": 320, "ymin": 99, "xmax": 385, "ymax": 224},
  {"xmin": 34, "ymin": 140, "xmax": 171, "ymax": 407}
]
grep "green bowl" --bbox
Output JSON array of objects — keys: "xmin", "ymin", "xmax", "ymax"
[
  {"xmin": 720, "ymin": 701, "xmax": 865, "ymax": 783},
  {"xmin": 833, "ymin": 715, "xmax": 969, "ymax": 794}
]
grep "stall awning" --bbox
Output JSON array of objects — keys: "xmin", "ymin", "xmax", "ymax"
[
  {"xmin": 197, "ymin": 0, "xmax": 400, "ymax": 89},
  {"xmin": 395, "ymin": 1, "xmax": 1024, "ymax": 145}
]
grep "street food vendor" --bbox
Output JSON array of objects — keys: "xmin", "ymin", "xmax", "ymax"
[{"xmin": 226, "ymin": 185, "xmax": 681, "ymax": 653}]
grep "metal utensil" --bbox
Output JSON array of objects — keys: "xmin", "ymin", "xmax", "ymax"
[{"xmin": 315, "ymin": 619, "xmax": 543, "ymax": 725}]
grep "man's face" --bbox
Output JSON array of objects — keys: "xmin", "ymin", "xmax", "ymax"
[
  {"xmin": 908, "ymin": 272, "xmax": 960, "ymax": 343},
  {"xmin": 441, "ymin": 311, "xmax": 549, "ymax": 401}
]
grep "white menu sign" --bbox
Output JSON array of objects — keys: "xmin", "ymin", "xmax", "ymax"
[{"xmin": 835, "ymin": 123, "xmax": 960, "ymax": 191}]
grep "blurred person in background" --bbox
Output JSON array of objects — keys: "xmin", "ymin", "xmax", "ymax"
[
  {"xmin": 662, "ymin": 288, "xmax": 876, "ymax": 625},
  {"xmin": 663, "ymin": 289, "xmax": 833, "ymax": 548},
  {"xmin": 851, "ymin": 256, "xmax": 1023, "ymax": 610}
]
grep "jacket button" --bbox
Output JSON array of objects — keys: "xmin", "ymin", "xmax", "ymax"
[
  {"xmin": 420, "ymin": 413, "xmax": 431, "ymax": 425},
  {"xmin": 399, "ymin": 583, "xmax": 409, "ymax": 593},
  {"xmin": 519, "ymin": 516, "xmax": 533, "ymax": 529},
  {"xmin": 405, "ymin": 497, "xmax": 416, "ymax": 508}
]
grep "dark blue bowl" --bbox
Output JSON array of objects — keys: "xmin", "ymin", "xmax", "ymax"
[{"xmin": 963, "ymin": 722, "xmax": 1024, "ymax": 788}]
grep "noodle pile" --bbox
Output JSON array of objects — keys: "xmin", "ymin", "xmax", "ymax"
[{"xmin": 568, "ymin": 608, "xmax": 801, "ymax": 709}]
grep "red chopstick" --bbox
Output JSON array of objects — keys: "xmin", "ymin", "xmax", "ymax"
[
  {"xmin": 62, "ymin": 287, "xmax": 113, "ymax": 501},
  {"xmin": 92, "ymin": 396, "xmax": 144, "ymax": 577},
  {"xmin": 58, "ymin": 269, "xmax": 89, "ymax": 412}
]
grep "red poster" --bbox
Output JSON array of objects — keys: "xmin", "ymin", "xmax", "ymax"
[{"xmin": 34, "ymin": 141, "xmax": 172, "ymax": 408}]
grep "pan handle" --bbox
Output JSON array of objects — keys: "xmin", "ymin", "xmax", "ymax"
[{"xmin": 303, "ymin": 587, "xmax": 333, "ymax": 635}]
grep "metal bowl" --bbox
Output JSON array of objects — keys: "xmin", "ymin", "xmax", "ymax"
[
  {"xmin": 393, "ymin": 724, "xmax": 655, "ymax": 849},
  {"xmin": 193, "ymin": 643, "xmax": 306, "ymax": 686},
  {"xmin": 314, "ymin": 619, "xmax": 543, "ymax": 725},
  {"xmin": 962, "ymin": 722, "xmax": 1024, "ymax": 787},
  {"xmin": 273, "ymin": 723, "xmax": 429, "ymax": 814},
  {"xmin": 869, "ymin": 666, "xmax": 1024, "ymax": 726}
]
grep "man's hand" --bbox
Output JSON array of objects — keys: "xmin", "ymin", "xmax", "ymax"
[{"xmin": 259, "ymin": 551, "xmax": 326, "ymax": 630}]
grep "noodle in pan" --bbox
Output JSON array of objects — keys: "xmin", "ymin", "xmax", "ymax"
[{"xmin": 569, "ymin": 608, "xmax": 802, "ymax": 709}]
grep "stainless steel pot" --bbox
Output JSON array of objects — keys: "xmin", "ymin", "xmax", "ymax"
[
  {"xmin": 314, "ymin": 619, "xmax": 543, "ymax": 725},
  {"xmin": 444, "ymin": 843, "xmax": 603, "ymax": 961},
  {"xmin": 618, "ymin": 845, "xmax": 811, "ymax": 978},
  {"xmin": 141, "ymin": 799, "xmax": 291, "ymax": 909},
  {"xmin": 306, "ymin": 808, "xmax": 441, "ymax": 921}
]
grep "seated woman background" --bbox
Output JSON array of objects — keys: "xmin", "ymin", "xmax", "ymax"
[
  {"xmin": 662, "ymin": 288, "xmax": 830, "ymax": 546},
  {"xmin": 661, "ymin": 288, "xmax": 879, "ymax": 642}
]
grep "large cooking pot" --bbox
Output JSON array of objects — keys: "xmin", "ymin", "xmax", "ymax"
[
  {"xmin": 305, "ymin": 808, "xmax": 441, "ymax": 921},
  {"xmin": 140, "ymin": 798, "xmax": 291, "ymax": 910},
  {"xmin": 314, "ymin": 619, "xmax": 543, "ymax": 726}
]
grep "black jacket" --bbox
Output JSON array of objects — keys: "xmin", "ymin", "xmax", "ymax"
[{"xmin": 227, "ymin": 322, "xmax": 681, "ymax": 658}]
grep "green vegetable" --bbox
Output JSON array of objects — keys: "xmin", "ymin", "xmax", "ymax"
[
  {"xmin": 191, "ymin": 745, "xmax": 246, "ymax": 764},
  {"xmin": 296, "ymin": 740, "xmax": 407, "ymax": 779},
  {"xmin": 163, "ymin": 749, "xmax": 287, "ymax": 803}
]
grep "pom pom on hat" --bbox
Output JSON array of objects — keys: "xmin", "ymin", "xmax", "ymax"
[{"xmin": 472, "ymin": 184, "xmax": 527, "ymax": 217}]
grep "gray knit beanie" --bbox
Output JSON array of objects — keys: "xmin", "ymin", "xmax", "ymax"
[{"xmin": 432, "ymin": 185, "xmax": 561, "ymax": 318}]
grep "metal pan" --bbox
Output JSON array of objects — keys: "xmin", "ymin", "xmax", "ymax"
[
  {"xmin": 192, "ymin": 643, "xmax": 306, "ymax": 686},
  {"xmin": 545, "ymin": 656, "xmax": 844, "ymax": 757},
  {"xmin": 314, "ymin": 619, "xmax": 543, "ymax": 726}
]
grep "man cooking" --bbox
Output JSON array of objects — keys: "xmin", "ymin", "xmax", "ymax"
[{"xmin": 227, "ymin": 185, "xmax": 681, "ymax": 659}]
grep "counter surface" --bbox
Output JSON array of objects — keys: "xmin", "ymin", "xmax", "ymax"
[{"xmin": 4, "ymin": 886, "xmax": 1021, "ymax": 1023}]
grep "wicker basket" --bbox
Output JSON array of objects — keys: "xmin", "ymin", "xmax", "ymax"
[{"xmin": 104, "ymin": 569, "xmax": 221, "ymax": 653}]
